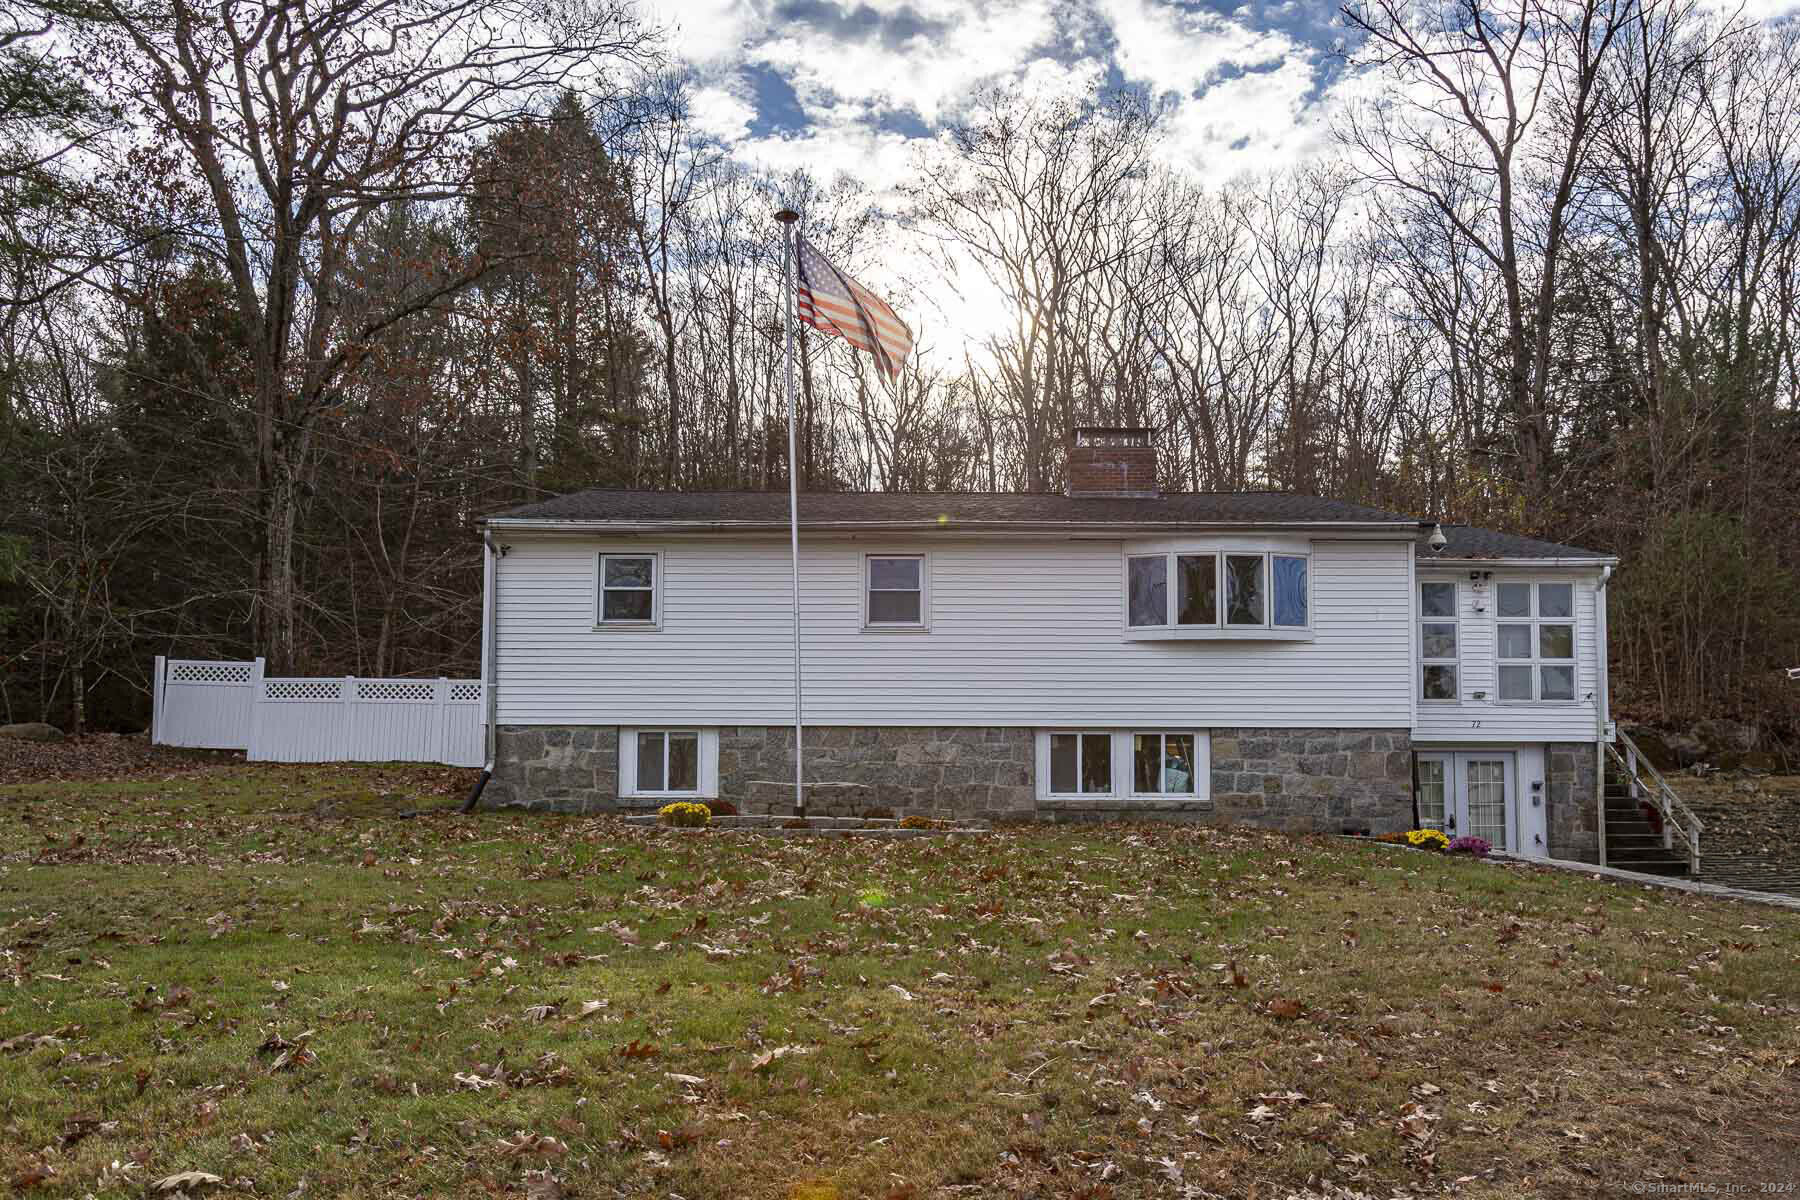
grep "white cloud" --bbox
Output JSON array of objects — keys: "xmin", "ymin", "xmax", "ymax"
[
  {"xmin": 690, "ymin": 82, "xmax": 758, "ymax": 143},
  {"xmin": 751, "ymin": 0, "xmax": 1058, "ymax": 124},
  {"xmin": 652, "ymin": 0, "xmax": 760, "ymax": 65},
  {"xmin": 1163, "ymin": 57, "xmax": 1327, "ymax": 177},
  {"xmin": 1101, "ymin": 0, "xmax": 1296, "ymax": 98}
]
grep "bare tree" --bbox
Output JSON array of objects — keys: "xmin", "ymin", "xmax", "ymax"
[{"xmin": 72, "ymin": 0, "xmax": 651, "ymax": 669}]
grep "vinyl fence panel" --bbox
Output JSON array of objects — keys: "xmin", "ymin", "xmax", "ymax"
[
  {"xmin": 154, "ymin": 658, "xmax": 263, "ymax": 749},
  {"xmin": 152, "ymin": 659, "xmax": 484, "ymax": 766}
]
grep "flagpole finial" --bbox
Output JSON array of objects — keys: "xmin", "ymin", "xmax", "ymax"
[{"xmin": 774, "ymin": 209, "xmax": 799, "ymax": 225}]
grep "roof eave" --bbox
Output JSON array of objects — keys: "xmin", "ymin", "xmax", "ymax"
[
  {"xmin": 1419, "ymin": 554, "xmax": 1619, "ymax": 567},
  {"xmin": 483, "ymin": 516, "xmax": 1426, "ymax": 535}
]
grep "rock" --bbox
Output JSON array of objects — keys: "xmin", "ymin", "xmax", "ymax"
[
  {"xmin": 1691, "ymin": 718, "xmax": 1758, "ymax": 755},
  {"xmin": 1626, "ymin": 726, "xmax": 1703, "ymax": 769},
  {"xmin": 0, "ymin": 722, "xmax": 64, "ymax": 742}
]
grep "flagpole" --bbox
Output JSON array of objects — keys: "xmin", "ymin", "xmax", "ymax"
[{"xmin": 775, "ymin": 208, "xmax": 805, "ymax": 818}]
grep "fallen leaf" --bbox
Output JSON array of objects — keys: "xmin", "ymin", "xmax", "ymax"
[{"xmin": 151, "ymin": 1171, "xmax": 223, "ymax": 1192}]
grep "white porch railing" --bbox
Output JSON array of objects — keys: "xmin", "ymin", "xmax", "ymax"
[
  {"xmin": 1606, "ymin": 727, "xmax": 1703, "ymax": 873},
  {"xmin": 152, "ymin": 657, "xmax": 485, "ymax": 768}
]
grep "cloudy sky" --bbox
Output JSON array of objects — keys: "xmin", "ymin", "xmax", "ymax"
[{"xmin": 647, "ymin": 0, "xmax": 1800, "ymax": 357}]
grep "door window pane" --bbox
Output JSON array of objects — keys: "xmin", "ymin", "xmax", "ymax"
[
  {"xmin": 1050, "ymin": 734, "xmax": 1078, "ymax": 794},
  {"xmin": 1421, "ymin": 623, "xmax": 1457, "ymax": 659},
  {"xmin": 1465, "ymin": 759, "xmax": 1508, "ymax": 850},
  {"xmin": 668, "ymin": 733, "xmax": 699, "ymax": 791},
  {"xmin": 1420, "ymin": 582, "xmax": 1455, "ymax": 617},
  {"xmin": 1079, "ymin": 733, "xmax": 1111, "ymax": 794},
  {"xmin": 1422, "ymin": 664, "xmax": 1458, "ymax": 700},
  {"xmin": 1498, "ymin": 665, "xmax": 1533, "ymax": 701},
  {"xmin": 1539, "ymin": 624, "xmax": 1574, "ymax": 659},
  {"xmin": 1416, "ymin": 759, "xmax": 1446, "ymax": 829},
  {"xmin": 1128, "ymin": 556, "xmax": 1167, "ymax": 627},
  {"xmin": 1272, "ymin": 555, "xmax": 1308, "ymax": 626},
  {"xmin": 637, "ymin": 732, "xmax": 665, "ymax": 792},
  {"xmin": 1497, "ymin": 624, "xmax": 1532, "ymax": 659},
  {"xmin": 1538, "ymin": 583, "xmax": 1573, "ymax": 618},
  {"xmin": 1496, "ymin": 583, "xmax": 1531, "ymax": 617},
  {"xmin": 1175, "ymin": 555, "xmax": 1216, "ymax": 625},
  {"xmin": 1225, "ymin": 555, "xmax": 1264, "ymax": 625},
  {"xmin": 1540, "ymin": 665, "xmax": 1575, "ymax": 701}
]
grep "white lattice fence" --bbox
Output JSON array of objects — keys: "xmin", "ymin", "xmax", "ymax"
[
  {"xmin": 153, "ymin": 657, "xmax": 484, "ymax": 767},
  {"xmin": 153, "ymin": 657, "xmax": 262, "ymax": 749}
]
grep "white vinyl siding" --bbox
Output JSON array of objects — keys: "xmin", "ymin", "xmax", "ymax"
[
  {"xmin": 493, "ymin": 535, "xmax": 1414, "ymax": 728},
  {"xmin": 1413, "ymin": 571, "xmax": 1604, "ymax": 744}
]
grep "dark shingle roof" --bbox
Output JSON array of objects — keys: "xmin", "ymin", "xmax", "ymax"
[
  {"xmin": 1419, "ymin": 524, "xmax": 1612, "ymax": 561},
  {"xmin": 489, "ymin": 489, "xmax": 1419, "ymax": 526},
  {"xmin": 487, "ymin": 488, "xmax": 1615, "ymax": 561}
]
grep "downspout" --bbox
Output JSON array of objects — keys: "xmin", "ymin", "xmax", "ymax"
[
  {"xmin": 461, "ymin": 527, "xmax": 499, "ymax": 813},
  {"xmin": 1594, "ymin": 564, "xmax": 1614, "ymax": 864}
]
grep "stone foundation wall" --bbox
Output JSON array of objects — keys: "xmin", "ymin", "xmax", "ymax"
[
  {"xmin": 486, "ymin": 723, "xmax": 1414, "ymax": 831},
  {"xmin": 721, "ymin": 726, "xmax": 1037, "ymax": 820},
  {"xmin": 1208, "ymin": 727, "xmax": 1414, "ymax": 835},
  {"xmin": 483, "ymin": 725, "xmax": 619, "ymax": 813},
  {"xmin": 1547, "ymin": 741, "xmax": 1600, "ymax": 862}
]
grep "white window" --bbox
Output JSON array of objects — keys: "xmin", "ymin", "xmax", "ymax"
[
  {"xmin": 1496, "ymin": 581, "xmax": 1577, "ymax": 702},
  {"xmin": 1419, "ymin": 581, "xmax": 1459, "ymax": 702},
  {"xmin": 619, "ymin": 728, "xmax": 719, "ymax": 798},
  {"xmin": 1048, "ymin": 731, "xmax": 1112, "ymax": 795},
  {"xmin": 865, "ymin": 554, "xmax": 927, "ymax": 629},
  {"xmin": 1038, "ymin": 730, "xmax": 1210, "ymax": 802},
  {"xmin": 1126, "ymin": 550, "xmax": 1307, "ymax": 631},
  {"xmin": 1132, "ymin": 732, "xmax": 1197, "ymax": 795},
  {"xmin": 598, "ymin": 554, "xmax": 658, "ymax": 626}
]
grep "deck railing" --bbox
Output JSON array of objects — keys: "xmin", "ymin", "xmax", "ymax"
[{"xmin": 1605, "ymin": 727, "xmax": 1703, "ymax": 873}]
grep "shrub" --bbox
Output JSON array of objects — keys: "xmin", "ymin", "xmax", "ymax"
[
  {"xmin": 658, "ymin": 801, "xmax": 711, "ymax": 828},
  {"xmin": 897, "ymin": 815, "xmax": 938, "ymax": 830},
  {"xmin": 1446, "ymin": 836, "xmax": 1491, "ymax": 856},
  {"xmin": 1403, "ymin": 828, "xmax": 1450, "ymax": 851},
  {"xmin": 704, "ymin": 799, "xmax": 738, "ymax": 817},
  {"xmin": 1374, "ymin": 831, "xmax": 1410, "ymax": 845}
]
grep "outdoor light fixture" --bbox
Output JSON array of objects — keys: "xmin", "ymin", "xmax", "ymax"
[{"xmin": 1427, "ymin": 524, "xmax": 1447, "ymax": 554}]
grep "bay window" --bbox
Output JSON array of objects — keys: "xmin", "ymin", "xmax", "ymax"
[{"xmin": 1126, "ymin": 548, "xmax": 1308, "ymax": 634}]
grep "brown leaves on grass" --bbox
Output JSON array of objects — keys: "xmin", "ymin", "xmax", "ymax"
[
  {"xmin": 494, "ymin": 1132, "xmax": 569, "ymax": 1158},
  {"xmin": 615, "ymin": 1040, "xmax": 658, "ymax": 1059},
  {"xmin": 255, "ymin": 1031, "xmax": 315, "ymax": 1072}
]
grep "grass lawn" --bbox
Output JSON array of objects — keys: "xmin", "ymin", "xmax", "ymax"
[{"xmin": 4, "ymin": 756, "xmax": 1800, "ymax": 1199}]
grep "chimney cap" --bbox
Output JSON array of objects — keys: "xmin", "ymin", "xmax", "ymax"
[{"xmin": 1071, "ymin": 426, "xmax": 1155, "ymax": 446}]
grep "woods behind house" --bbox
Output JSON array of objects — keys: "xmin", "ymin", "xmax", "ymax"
[{"xmin": 1, "ymin": 0, "xmax": 1797, "ymax": 741}]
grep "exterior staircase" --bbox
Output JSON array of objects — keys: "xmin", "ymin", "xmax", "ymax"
[{"xmin": 1603, "ymin": 730, "xmax": 1702, "ymax": 876}]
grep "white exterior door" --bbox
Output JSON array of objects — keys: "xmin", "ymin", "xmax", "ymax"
[{"xmin": 1416, "ymin": 752, "xmax": 1515, "ymax": 851}]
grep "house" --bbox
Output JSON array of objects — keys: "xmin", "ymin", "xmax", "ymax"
[{"xmin": 477, "ymin": 427, "xmax": 1617, "ymax": 862}]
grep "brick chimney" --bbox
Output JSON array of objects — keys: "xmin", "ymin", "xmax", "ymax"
[{"xmin": 1066, "ymin": 426, "xmax": 1159, "ymax": 498}]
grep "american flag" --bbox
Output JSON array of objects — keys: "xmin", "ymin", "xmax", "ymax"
[{"xmin": 795, "ymin": 236, "xmax": 914, "ymax": 379}]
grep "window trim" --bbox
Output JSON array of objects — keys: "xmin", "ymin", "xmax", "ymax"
[
  {"xmin": 1128, "ymin": 730, "xmax": 1202, "ymax": 798},
  {"xmin": 862, "ymin": 552, "xmax": 930, "ymax": 632},
  {"xmin": 1418, "ymin": 579, "xmax": 1460, "ymax": 704},
  {"xmin": 1035, "ymin": 730, "xmax": 1211, "ymax": 803},
  {"xmin": 1494, "ymin": 580, "xmax": 1579, "ymax": 705},
  {"xmin": 596, "ymin": 552, "xmax": 661, "ymax": 630},
  {"xmin": 1043, "ymin": 730, "xmax": 1115, "ymax": 797},
  {"xmin": 618, "ymin": 727, "xmax": 719, "ymax": 799},
  {"xmin": 1122, "ymin": 548, "xmax": 1311, "ymax": 639}
]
